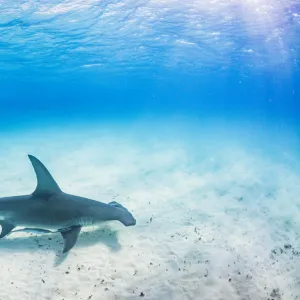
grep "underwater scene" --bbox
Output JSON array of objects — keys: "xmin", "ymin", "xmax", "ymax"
[{"xmin": 0, "ymin": 1, "xmax": 300, "ymax": 299}]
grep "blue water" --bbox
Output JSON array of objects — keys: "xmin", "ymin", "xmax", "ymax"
[
  {"xmin": 1, "ymin": 1, "xmax": 300, "ymax": 299},
  {"xmin": 0, "ymin": 0, "xmax": 299, "ymax": 127}
]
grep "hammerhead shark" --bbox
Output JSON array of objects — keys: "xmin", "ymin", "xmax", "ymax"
[{"xmin": 0, "ymin": 155, "xmax": 136, "ymax": 253}]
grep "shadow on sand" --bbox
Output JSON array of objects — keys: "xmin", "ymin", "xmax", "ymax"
[{"xmin": 0, "ymin": 225, "xmax": 122, "ymax": 266}]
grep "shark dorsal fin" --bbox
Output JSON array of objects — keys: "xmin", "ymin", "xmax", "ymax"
[{"xmin": 28, "ymin": 154, "xmax": 61, "ymax": 196}]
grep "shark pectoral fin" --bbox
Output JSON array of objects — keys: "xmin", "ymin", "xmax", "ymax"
[
  {"xmin": 0, "ymin": 222, "xmax": 15, "ymax": 238},
  {"xmin": 28, "ymin": 155, "xmax": 62, "ymax": 196},
  {"xmin": 60, "ymin": 226, "xmax": 82, "ymax": 253}
]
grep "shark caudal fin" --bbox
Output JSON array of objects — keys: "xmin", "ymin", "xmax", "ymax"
[{"xmin": 28, "ymin": 155, "xmax": 62, "ymax": 196}]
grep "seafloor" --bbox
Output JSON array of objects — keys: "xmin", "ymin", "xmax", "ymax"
[{"xmin": 0, "ymin": 117, "xmax": 299, "ymax": 300}]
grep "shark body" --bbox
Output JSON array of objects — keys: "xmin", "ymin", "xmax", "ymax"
[{"xmin": 0, "ymin": 155, "xmax": 136, "ymax": 253}]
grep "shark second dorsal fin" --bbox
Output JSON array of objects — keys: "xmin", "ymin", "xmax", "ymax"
[{"xmin": 28, "ymin": 154, "xmax": 62, "ymax": 196}]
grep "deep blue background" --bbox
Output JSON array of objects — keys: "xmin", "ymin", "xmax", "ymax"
[
  {"xmin": 0, "ymin": 1, "xmax": 299, "ymax": 130},
  {"xmin": 1, "ymin": 71, "xmax": 299, "ymax": 125}
]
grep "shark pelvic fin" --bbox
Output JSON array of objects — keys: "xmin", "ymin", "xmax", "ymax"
[
  {"xmin": 0, "ymin": 222, "xmax": 15, "ymax": 238},
  {"xmin": 28, "ymin": 155, "xmax": 62, "ymax": 196},
  {"xmin": 61, "ymin": 226, "xmax": 82, "ymax": 253}
]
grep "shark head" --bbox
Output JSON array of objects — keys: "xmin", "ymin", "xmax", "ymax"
[
  {"xmin": 118, "ymin": 209, "xmax": 136, "ymax": 226},
  {"xmin": 108, "ymin": 201, "xmax": 136, "ymax": 226}
]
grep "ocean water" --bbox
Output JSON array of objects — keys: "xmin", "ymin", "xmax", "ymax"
[{"xmin": 0, "ymin": 1, "xmax": 300, "ymax": 299}]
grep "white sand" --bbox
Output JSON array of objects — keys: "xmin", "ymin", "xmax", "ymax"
[{"xmin": 0, "ymin": 117, "xmax": 300, "ymax": 300}]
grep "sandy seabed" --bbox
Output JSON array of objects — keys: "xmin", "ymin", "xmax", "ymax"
[{"xmin": 0, "ymin": 117, "xmax": 300, "ymax": 300}]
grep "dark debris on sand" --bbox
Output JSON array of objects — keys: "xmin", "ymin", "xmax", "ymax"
[
  {"xmin": 271, "ymin": 244, "xmax": 300, "ymax": 257},
  {"xmin": 268, "ymin": 288, "xmax": 282, "ymax": 300}
]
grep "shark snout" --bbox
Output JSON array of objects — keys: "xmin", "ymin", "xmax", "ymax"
[
  {"xmin": 129, "ymin": 217, "xmax": 136, "ymax": 226},
  {"xmin": 124, "ymin": 214, "xmax": 136, "ymax": 226},
  {"xmin": 109, "ymin": 201, "xmax": 136, "ymax": 227},
  {"xmin": 120, "ymin": 211, "xmax": 136, "ymax": 227}
]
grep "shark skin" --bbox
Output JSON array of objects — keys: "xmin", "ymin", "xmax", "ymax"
[{"xmin": 0, "ymin": 155, "xmax": 136, "ymax": 253}]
